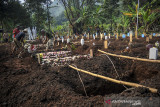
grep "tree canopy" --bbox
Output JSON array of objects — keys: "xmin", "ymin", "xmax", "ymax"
[{"xmin": 0, "ymin": 0, "xmax": 159, "ymax": 35}]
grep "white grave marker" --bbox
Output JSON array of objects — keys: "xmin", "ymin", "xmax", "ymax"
[{"xmin": 149, "ymin": 48, "xmax": 158, "ymax": 60}]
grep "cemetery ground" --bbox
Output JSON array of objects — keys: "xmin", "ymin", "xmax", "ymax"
[{"xmin": 0, "ymin": 36, "xmax": 160, "ymax": 106}]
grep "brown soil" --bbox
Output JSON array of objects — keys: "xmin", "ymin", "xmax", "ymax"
[{"xmin": 0, "ymin": 37, "xmax": 160, "ymax": 106}]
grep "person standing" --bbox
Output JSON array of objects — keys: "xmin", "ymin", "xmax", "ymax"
[
  {"xmin": 3, "ymin": 32, "xmax": 9, "ymax": 43},
  {"xmin": 41, "ymin": 29, "xmax": 46, "ymax": 43},
  {"xmin": 46, "ymin": 32, "xmax": 54, "ymax": 51}
]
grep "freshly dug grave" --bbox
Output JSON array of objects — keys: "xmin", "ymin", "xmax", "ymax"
[
  {"xmin": 0, "ymin": 36, "xmax": 160, "ymax": 106},
  {"xmin": 58, "ymin": 55, "xmax": 160, "ymax": 96}
]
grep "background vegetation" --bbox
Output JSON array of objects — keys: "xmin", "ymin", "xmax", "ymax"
[{"xmin": 0, "ymin": 0, "xmax": 159, "ymax": 37}]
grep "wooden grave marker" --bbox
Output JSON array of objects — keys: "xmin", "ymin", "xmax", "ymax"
[
  {"xmin": 90, "ymin": 49, "xmax": 93, "ymax": 58},
  {"xmin": 109, "ymin": 33, "xmax": 111, "ymax": 38},
  {"xmin": 87, "ymin": 33, "xmax": 90, "ymax": 40},
  {"xmin": 104, "ymin": 40, "xmax": 108, "ymax": 49},
  {"xmin": 130, "ymin": 32, "xmax": 133, "ymax": 42},
  {"xmin": 149, "ymin": 35, "xmax": 152, "ymax": 39},
  {"xmin": 116, "ymin": 33, "xmax": 119, "ymax": 40},
  {"xmin": 120, "ymin": 33, "xmax": 122, "ymax": 37},
  {"xmin": 37, "ymin": 54, "xmax": 41, "ymax": 64},
  {"xmin": 146, "ymin": 37, "xmax": 149, "ymax": 42},
  {"xmin": 100, "ymin": 33, "xmax": 103, "ymax": 40}
]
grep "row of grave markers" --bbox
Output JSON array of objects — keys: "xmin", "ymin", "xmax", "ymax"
[
  {"xmin": 36, "ymin": 32, "xmax": 159, "ymax": 62},
  {"xmin": 59, "ymin": 32, "xmax": 159, "ymax": 41},
  {"xmin": 52, "ymin": 32, "xmax": 159, "ymax": 48}
]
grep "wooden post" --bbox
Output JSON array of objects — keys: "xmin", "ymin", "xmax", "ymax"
[
  {"xmin": 130, "ymin": 32, "xmax": 133, "ymax": 42},
  {"xmin": 135, "ymin": 28, "xmax": 138, "ymax": 39},
  {"xmin": 100, "ymin": 33, "xmax": 103, "ymax": 40},
  {"xmin": 120, "ymin": 33, "xmax": 122, "ymax": 37},
  {"xmin": 102, "ymin": 33, "xmax": 104, "ymax": 39},
  {"xmin": 149, "ymin": 35, "xmax": 152, "ymax": 39},
  {"xmin": 109, "ymin": 33, "xmax": 110, "ymax": 38},
  {"xmin": 37, "ymin": 54, "xmax": 41, "ymax": 64},
  {"xmin": 146, "ymin": 37, "xmax": 149, "ymax": 42},
  {"xmin": 90, "ymin": 49, "xmax": 93, "ymax": 58},
  {"xmin": 87, "ymin": 33, "xmax": 89, "ymax": 40},
  {"xmin": 104, "ymin": 40, "xmax": 108, "ymax": 49},
  {"xmin": 116, "ymin": 33, "xmax": 119, "ymax": 40}
]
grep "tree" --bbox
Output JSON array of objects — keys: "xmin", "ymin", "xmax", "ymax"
[
  {"xmin": 139, "ymin": 1, "xmax": 160, "ymax": 33},
  {"xmin": 24, "ymin": 0, "xmax": 52, "ymax": 32},
  {"xmin": 60, "ymin": 0, "xmax": 98, "ymax": 34},
  {"xmin": 101, "ymin": 0, "xmax": 120, "ymax": 33},
  {"xmin": 55, "ymin": 11, "xmax": 68, "ymax": 25},
  {"xmin": 0, "ymin": 0, "xmax": 31, "ymax": 33}
]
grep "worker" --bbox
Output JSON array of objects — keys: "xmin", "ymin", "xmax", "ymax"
[
  {"xmin": 3, "ymin": 32, "xmax": 9, "ymax": 43},
  {"xmin": 41, "ymin": 29, "xmax": 46, "ymax": 43},
  {"xmin": 13, "ymin": 26, "xmax": 20, "ymax": 38},
  {"xmin": 12, "ymin": 29, "xmax": 27, "ymax": 54},
  {"xmin": 46, "ymin": 32, "xmax": 54, "ymax": 51}
]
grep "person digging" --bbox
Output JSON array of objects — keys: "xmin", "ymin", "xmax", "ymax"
[
  {"xmin": 12, "ymin": 29, "xmax": 27, "ymax": 57},
  {"xmin": 45, "ymin": 32, "xmax": 54, "ymax": 51}
]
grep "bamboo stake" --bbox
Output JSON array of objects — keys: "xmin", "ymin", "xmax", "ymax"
[
  {"xmin": 130, "ymin": 32, "xmax": 133, "ymax": 42},
  {"xmin": 135, "ymin": 28, "xmax": 138, "ymax": 39},
  {"xmin": 109, "ymin": 34, "xmax": 110, "ymax": 38},
  {"xmin": 149, "ymin": 35, "xmax": 152, "ymax": 39},
  {"xmin": 104, "ymin": 40, "xmax": 108, "ymax": 49},
  {"xmin": 102, "ymin": 33, "xmax": 104, "ymax": 38},
  {"xmin": 90, "ymin": 49, "xmax": 93, "ymax": 58},
  {"xmin": 37, "ymin": 54, "xmax": 41, "ymax": 64},
  {"xmin": 98, "ymin": 49, "xmax": 160, "ymax": 63},
  {"xmin": 146, "ymin": 37, "xmax": 149, "ymax": 43},
  {"xmin": 87, "ymin": 33, "xmax": 89, "ymax": 40},
  {"xmin": 116, "ymin": 33, "xmax": 119, "ymax": 40},
  {"xmin": 120, "ymin": 33, "xmax": 122, "ymax": 37},
  {"xmin": 100, "ymin": 33, "xmax": 103, "ymax": 40},
  {"xmin": 69, "ymin": 65, "xmax": 158, "ymax": 93}
]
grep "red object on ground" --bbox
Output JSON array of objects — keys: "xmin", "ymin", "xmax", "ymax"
[{"xmin": 31, "ymin": 45, "xmax": 34, "ymax": 50}]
